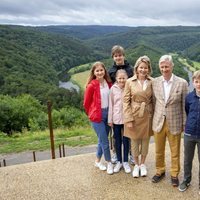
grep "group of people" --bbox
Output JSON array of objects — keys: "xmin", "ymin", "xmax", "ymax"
[{"xmin": 83, "ymin": 45, "xmax": 200, "ymax": 193}]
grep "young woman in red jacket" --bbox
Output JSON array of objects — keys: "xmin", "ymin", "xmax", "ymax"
[{"xmin": 83, "ymin": 61, "xmax": 114, "ymax": 175}]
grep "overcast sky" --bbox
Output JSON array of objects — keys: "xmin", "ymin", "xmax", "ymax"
[{"xmin": 0, "ymin": 0, "xmax": 200, "ymax": 26}]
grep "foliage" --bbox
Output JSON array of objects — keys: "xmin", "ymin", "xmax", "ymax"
[
  {"xmin": 0, "ymin": 25, "xmax": 100, "ymax": 104},
  {"xmin": 36, "ymin": 25, "xmax": 131, "ymax": 40},
  {"xmin": 52, "ymin": 106, "xmax": 89, "ymax": 129},
  {"xmin": 47, "ymin": 87, "xmax": 83, "ymax": 110},
  {"xmin": 0, "ymin": 94, "xmax": 45, "ymax": 134},
  {"xmin": 0, "ymin": 24, "xmax": 199, "ymax": 136},
  {"xmin": 0, "ymin": 94, "xmax": 89, "ymax": 134}
]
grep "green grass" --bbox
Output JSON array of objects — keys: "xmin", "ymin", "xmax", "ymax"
[
  {"xmin": 178, "ymin": 57, "xmax": 200, "ymax": 72},
  {"xmin": 192, "ymin": 61, "xmax": 200, "ymax": 70},
  {"xmin": 71, "ymin": 70, "xmax": 90, "ymax": 90},
  {"xmin": 0, "ymin": 126, "xmax": 97, "ymax": 154},
  {"xmin": 68, "ymin": 63, "xmax": 91, "ymax": 74}
]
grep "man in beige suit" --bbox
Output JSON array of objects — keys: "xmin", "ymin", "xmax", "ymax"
[{"xmin": 152, "ymin": 55, "xmax": 188, "ymax": 187}]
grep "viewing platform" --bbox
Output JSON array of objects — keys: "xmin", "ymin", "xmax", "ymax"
[{"xmin": 0, "ymin": 140, "xmax": 199, "ymax": 200}]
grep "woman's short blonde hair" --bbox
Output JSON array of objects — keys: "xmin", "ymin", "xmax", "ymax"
[{"xmin": 134, "ymin": 55, "xmax": 152, "ymax": 75}]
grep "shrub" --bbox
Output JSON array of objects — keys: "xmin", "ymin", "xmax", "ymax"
[
  {"xmin": 0, "ymin": 94, "xmax": 46, "ymax": 134},
  {"xmin": 52, "ymin": 106, "xmax": 89, "ymax": 129}
]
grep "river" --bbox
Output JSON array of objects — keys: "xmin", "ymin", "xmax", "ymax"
[
  {"xmin": 183, "ymin": 66, "xmax": 193, "ymax": 92},
  {"xmin": 59, "ymin": 81, "xmax": 80, "ymax": 92}
]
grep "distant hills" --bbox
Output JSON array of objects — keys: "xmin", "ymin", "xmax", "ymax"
[{"xmin": 1, "ymin": 24, "xmax": 200, "ymax": 103}]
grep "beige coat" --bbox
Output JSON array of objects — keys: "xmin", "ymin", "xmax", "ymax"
[{"xmin": 123, "ymin": 75, "xmax": 154, "ymax": 139}]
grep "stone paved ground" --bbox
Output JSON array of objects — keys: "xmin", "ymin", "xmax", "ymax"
[{"xmin": 0, "ymin": 139, "xmax": 199, "ymax": 200}]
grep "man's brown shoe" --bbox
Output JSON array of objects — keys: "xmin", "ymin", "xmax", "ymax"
[
  {"xmin": 152, "ymin": 173, "xmax": 165, "ymax": 183},
  {"xmin": 171, "ymin": 176, "xmax": 179, "ymax": 187}
]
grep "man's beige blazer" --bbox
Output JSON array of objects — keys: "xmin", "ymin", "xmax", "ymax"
[{"xmin": 152, "ymin": 75, "xmax": 188, "ymax": 135}]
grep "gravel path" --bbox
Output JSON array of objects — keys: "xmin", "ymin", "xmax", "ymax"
[{"xmin": 0, "ymin": 140, "xmax": 199, "ymax": 200}]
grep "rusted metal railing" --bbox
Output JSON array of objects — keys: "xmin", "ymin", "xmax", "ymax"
[
  {"xmin": 3, "ymin": 159, "xmax": 6, "ymax": 167},
  {"xmin": 33, "ymin": 151, "xmax": 36, "ymax": 162},
  {"xmin": 62, "ymin": 143, "xmax": 65, "ymax": 157},
  {"xmin": 59, "ymin": 144, "xmax": 62, "ymax": 158}
]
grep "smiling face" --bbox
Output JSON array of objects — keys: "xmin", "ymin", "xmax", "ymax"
[
  {"xmin": 94, "ymin": 64, "xmax": 105, "ymax": 81},
  {"xmin": 159, "ymin": 60, "xmax": 173, "ymax": 81},
  {"xmin": 116, "ymin": 72, "xmax": 128, "ymax": 88},
  {"xmin": 193, "ymin": 78, "xmax": 200, "ymax": 94},
  {"xmin": 136, "ymin": 62, "xmax": 149, "ymax": 80},
  {"xmin": 113, "ymin": 53, "xmax": 125, "ymax": 66}
]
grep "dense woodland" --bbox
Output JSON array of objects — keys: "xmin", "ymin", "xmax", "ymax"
[{"xmin": 1, "ymin": 25, "xmax": 200, "ymax": 133}]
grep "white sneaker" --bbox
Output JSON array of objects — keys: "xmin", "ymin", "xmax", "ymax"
[
  {"xmin": 111, "ymin": 153, "xmax": 118, "ymax": 164},
  {"xmin": 95, "ymin": 161, "xmax": 107, "ymax": 171},
  {"xmin": 140, "ymin": 164, "xmax": 147, "ymax": 177},
  {"xmin": 123, "ymin": 162, "xmax": 131, "ymax": 173},
  {"xmin": 107, "ymin": 162, "xmax": 114, "ymax": 175},
  {"xmin": 132, "ymin": 165, "xmax": 140, "ymax": 178},
  {"xmin": 129, "ymin": 154, "xmax": 135, "ymax": 165},
  {"xmin": 114, "ymin": 162, "xmax": 123, "ymax": 173}
]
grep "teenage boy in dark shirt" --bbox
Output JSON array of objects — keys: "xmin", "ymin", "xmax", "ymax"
[{"xmin": 108, "ymin": 45, "xmax": 134, "ymax": 164}]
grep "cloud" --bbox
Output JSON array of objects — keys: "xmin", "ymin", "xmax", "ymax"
[{"xmin": 0, "ymin": 0, "xmax": 200, "ymax": 26}]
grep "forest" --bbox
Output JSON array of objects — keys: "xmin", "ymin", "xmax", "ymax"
[{"xmin": 1, "ymin": 25, "xmax": 200, "ymax": 134}]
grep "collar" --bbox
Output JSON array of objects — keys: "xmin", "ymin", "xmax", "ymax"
[
  {"xmin": 162, "ymin": 74, "xmax": 174, "ymax": 83},
  {"xmin": 192, "ymin": 89, "xmax": 200, "ymax": 97},
  {"xmin": 130, "ymin": 74, "xmax": 153, "ymax": 81}
]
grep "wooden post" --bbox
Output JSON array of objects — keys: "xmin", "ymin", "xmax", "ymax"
[
  {"xmin": 47, "ymin": 101, "xmax": 55, "ymax": 159},
  {"xmin": 33, "ymin": 151, "xmax": 36, "ymax": 162},
  {"xmin": 59, "ymin": 144, "xmax": 62, "ymax": 158},
  {"xmin": 62, "ymin": 143, "xmax": 65, "ymax": 157},
  {"xmin": 3, "ymin": 159, "xmax": 6, "ymax": 167}
]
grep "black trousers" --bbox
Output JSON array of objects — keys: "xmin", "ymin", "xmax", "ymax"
[
  {"xmin": 183, "ymin": 135, "xmax": 200, "ymax": 185},
  {"xmin": 113, "ymin": 124, "xmax": 129, "ymax": 163}
]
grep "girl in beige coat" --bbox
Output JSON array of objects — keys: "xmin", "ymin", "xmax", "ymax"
[{"xmin": 123, "ymin": 55, "xmax": 153, "ymax": 178}]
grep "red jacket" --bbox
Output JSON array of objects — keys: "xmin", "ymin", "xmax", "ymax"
[{"xmin": 83, "ymin": 79, "xmax": 112, "ymax": 122}]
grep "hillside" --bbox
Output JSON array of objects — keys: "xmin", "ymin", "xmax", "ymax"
[
  {"xmin": 1, "ymin": 25, "xmax": 199, "ymax": 103},
  {"xmin": 36, "ymin": 25, "xmax": 132, "ymax": 40},
  {"xmin": 0, "ymin": 24, "xmax": 198, "ymax": 134},
  {"xmin": 71, "ymin": 45, "xmax": 189, "ymax": 89},
  {"xmin": 0, "ymin": 25, "xmax": 100, "ymax": 102},
  {"xmin": 85, "ymin": 26, "xmax": 200, "ymax": 56}
]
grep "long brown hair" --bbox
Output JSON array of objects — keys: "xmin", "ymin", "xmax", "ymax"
[{"xmin": 85, "ymin": 61, "xmax": 111, "ymax": 86}]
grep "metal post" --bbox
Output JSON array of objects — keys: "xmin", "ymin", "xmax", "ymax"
[
  {"xmin": 3, "ymin": 159, "xmax": 6, "ymax": 167},
  {"xmin": 33, "ymin": 151, "xmax": 36, "ymax": 162},
  {"xmin": 59, "ymin": 144, "xmax": 62, "ymax": 158},
  {"xmin": 47, "ymin": 100, "xmax": 55, "ymax": 159},
  {"xmin": 62, "ymin": 143, "xmax": 65, "ymax": 157},
  {"xmin": 0, "ymin": 161, "xmax": 1, "ymax": 167}
]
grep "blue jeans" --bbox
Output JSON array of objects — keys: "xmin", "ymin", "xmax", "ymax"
[
  {"xmin": 113, "ymin": 124, "xmax": 129, "ymax": 163},
  {"xmin": 91, "ymin": 108, "xmax": 111, "ymax": 161}
]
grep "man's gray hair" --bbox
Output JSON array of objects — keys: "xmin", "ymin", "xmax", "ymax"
[{"xmin": 159, "ymin": 55, "xmax": 174, "ymax": 67}]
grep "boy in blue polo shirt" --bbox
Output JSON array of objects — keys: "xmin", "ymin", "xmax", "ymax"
[{"xmin": 179, "ymin": 70, "xmax": 200, "ymax": 192}]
